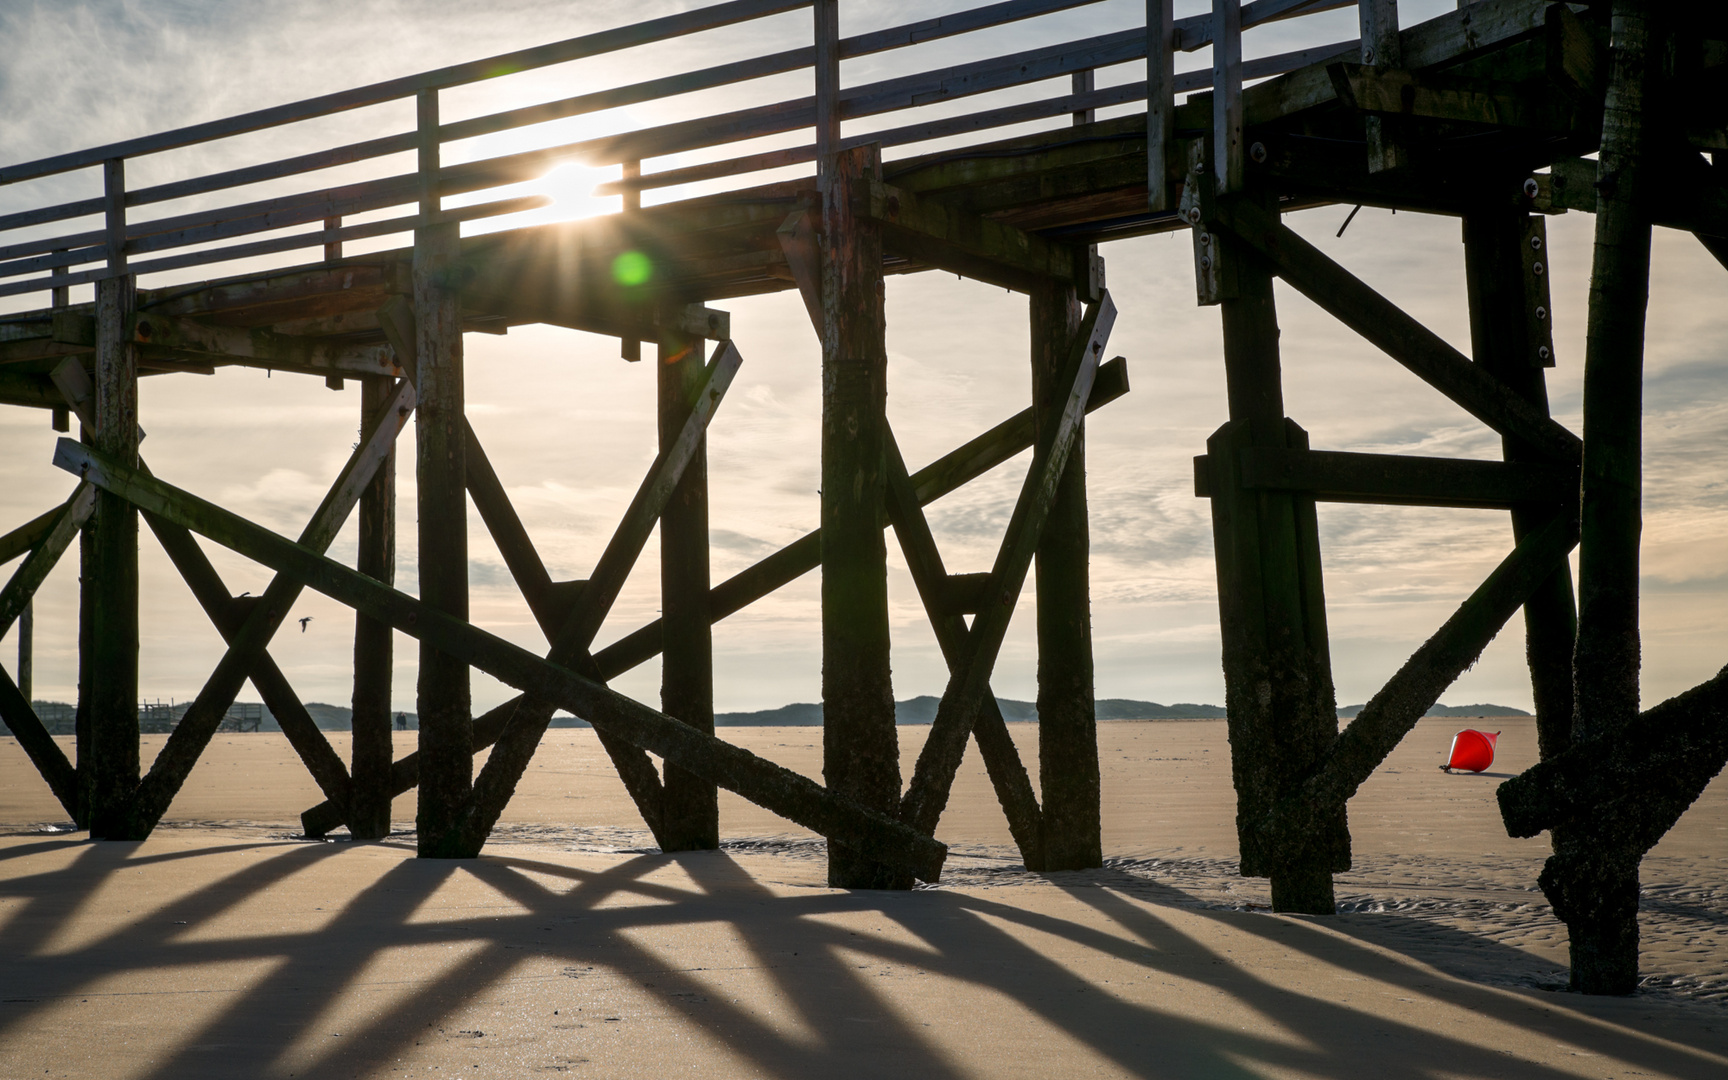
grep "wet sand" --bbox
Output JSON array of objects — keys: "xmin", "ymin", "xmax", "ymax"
[{"xmin": 2, "ymin": 717, "xmax": 1724, "ymax": 1078}]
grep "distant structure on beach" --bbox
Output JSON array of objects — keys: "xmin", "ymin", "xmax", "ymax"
[{"xmin": 0, "ymin": 0, "xmax": 1720, "ymax": 998}]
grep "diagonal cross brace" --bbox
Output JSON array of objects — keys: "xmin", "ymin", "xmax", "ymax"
[
  {"xmin": 0, "ymin": 483, "xmax": 94, "ymax": 640},
  {"xmin": 54, "ymin": 438, "xmax": 948, "ymax": 882},
  {"xmin": 883, "ymin": 426, "xmax": 1044, "ymax": 864},
  {"xmin": 434, "ymin": 339, "xmax": 744, "ymax": 854},
  {"xmin": 1200, "ymin": 195, "xmax": 1582, "ymax": 465},
  {"xmin": 899, "ymin": 293, "xmax": 1116, "ymax": 838},
  {"xmin": 296, "ymin": 355, "xmax": 1132, "ymax": 836}
]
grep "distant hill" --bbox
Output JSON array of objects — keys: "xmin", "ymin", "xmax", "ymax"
[
  {"xmin": 707, "ymin": 697, "xmax": 1227, "ymax": 726},
  {"xmin": 1336, "ymin": 702, "xmax": 1531, "ymax": 718}
]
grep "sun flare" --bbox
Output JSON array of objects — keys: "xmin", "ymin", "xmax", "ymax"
[{"xmin": 535, "ymin": 161, "xmax": 622, "ymax": 222}]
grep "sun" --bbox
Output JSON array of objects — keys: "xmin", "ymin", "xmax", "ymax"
[{"xmin": 535, "ymin": 161, "xmax": 622, "ymax": 221}]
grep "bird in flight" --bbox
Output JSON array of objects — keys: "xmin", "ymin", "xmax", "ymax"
[{"xmin": 299, "ymin": 617, "xmax": 313, "ymax": 633}]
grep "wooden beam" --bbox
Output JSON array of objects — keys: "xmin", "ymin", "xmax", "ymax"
[
  {"xmin": 899, "ymin": 294, "xmax": 1113, "ymax": 842},
  {"xmin": 1198, "ymin": 193, "xmax": 1582, "ymax": 464},
  {"xmin": 1147, "ymin": 0, "xmax": 1176, "ymax": 212},
  {"xmin": 0, "ymin": 371, "xmax": 69, "ymax": 411},
  {"xmin": 1498, "ymin": 663, "xmax": 1728, "ymax": 843},
  {"xmin": 0, "ymin": 668, "xmax": 78, "ymax": 819},
  {"xmin": 131, "ymin": 312, "xmax": 399, "ymax": 379},
  {"xmin": 860, "ymin": 180, "xmax": 1079, "ymax": 293},
  {"xmin": 297, "ymin": 355, "xmax": 1131, "ymax": 834},
  {"xmin": 1030, "ymin": 279, "xmax": 1100, "ymax": 871},
  {"xmin": 775, "ymin": 209, "xmax": 824, "ymax": 337},
  {"xmin": 657, "ymin": 322, "xmax": 717, "ymax": 852},
  {"xmin": 0, "ymin": 487, "xmax": 95, "ymax": 641},
  {"xmin": 464, "ymin": 427, "xmax": 558, "ymax": 629},
  {"xmin": 54, "ymin": 437, "xmax": 949, "ymax": 882},
  {"xmin": 822, "ymin": 144, "xmax": 901, "ymax": 889},
  {"xmin": 86, "ymin": 273, "xmax": 140, "ymax": 839},
  {"xmin": 1213, "ymin": 0, "xmax": 1244, "ymax": 193},
  {"xmin": 351, "ymin": 374, "xmax": 398, "ymax": 839},
  {"xmin": 1328, "ymin": 62, "xmax": 1571, "ymax": 132},
  {"xmin": 1193, "ymin": 446, "xmax": 1579, "ymax": 509}
]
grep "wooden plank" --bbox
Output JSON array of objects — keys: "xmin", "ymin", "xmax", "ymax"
[
  {"xmin": 821, "ymin": 145, "xmax": 900, "ymax": 889},
  {"xmin": 0, "ymin": 504, "xmax": 66, "ymax": 568},
  {"xmin": 775, "ymin": 210, "xmax": 824, "ymax": 336},
  {"xmin": 132, "ymin": 313, "xmax": 398, "ymax": 378},
  {"xmin": 55, "ymin": 437, "xmax": 949, "ymax": 882},
  {"xmin": 1329, "ymin": 62, "xmax": 1569, "ymax": 131},
  {"xmin": 1213, "ymin": 0, "xmax": 1244, "ymax": 193},
  {"xmin": 882, "ymin": 429, "xmax": 1044, "ymax": 867},
  {"xmin": 0, "ymin": 486, "xmax": 95, "ymax": 641},
  {"xmin": 814, "ymin": 0, "xmax": 840, "ymax": 194},
  {"xmin": 1200, "ymin": 193, "xmax": 1582, "ymax": 464},
  {"xmin": 1208, "ymin": 446, "xmax": 1580, "ymax": 509},
  {"xmin": 861, "ymin": 180, "xmax": 1077, "ymax": 292},
  {"xmin": 1357, "ymin": 0, "xmax": 1405, "ymax": 173},
  {"xmin": 0, "ymin": 0, "xmax": 808, "ymax": 186},
  {"xmin": 351, "ymin": 373, "xmax": 398, "ymax": 839},
  {"xmin": 464, "ymin": 427, "xmax": 558, "ymax": 629},
  {"xmin": 657, "ymin": 325, "xmax": 717, "ymax": 852},
  {"xmin": 1147, "ymin": 0, "xmax": 1176, "ymax": 212},
  {"xmin": 1029, "ymin": 280, "xmax": 1100, "ymax": 871},
  {"xmin": 0, "ymin": 667, "xmax": 78, "ymax": 818},
  {"xmin": 86, "ymin": 273, "xmax": 140, "ymax": 839},
  {"xmin": 899, "ymin": 294, "xmax": 1113, "ymax": 842}
]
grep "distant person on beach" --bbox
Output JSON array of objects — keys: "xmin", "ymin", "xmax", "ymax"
[{"xmin": 395, "ymin": 713, "xmax": 407, "ymax": 731}]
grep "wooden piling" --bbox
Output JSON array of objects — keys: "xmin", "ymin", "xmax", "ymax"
[
  {"xmin": 413, "ymin": 88, "xmax": 473, "ymax": 858},
  {"xmin": 87, "ymin": 273, "xmax": 140, "ymax": 839},
  {"xmin": 1557, "ymin": 0, "xmax": 1660, "ymax": 995},
  {"xmin": 350, "ymin": 374, "xmax": 397, "ymax": 840},
  {"xmin": 1030, "ymin": 279, "xmax": 1100, "ymax": 870},
  {"xmin": 657, "ymin": 322, "xmax": 718, "ymax": 851},
  {"xmin": 1462, "ymin": 208, "xmax": 1577, "ymax": 762},
  {"xmin": 821, "ymin": 143, "xmax": 901, "ymax": 889},
  {"xmin": 1209, "ymin": 218, "xmax": 1344, "ymax": 914}
]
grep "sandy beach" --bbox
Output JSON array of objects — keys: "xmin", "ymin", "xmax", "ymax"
[{"xmin": 2, "ymin": 717, "xmax": 1724, "ymax": 1078}]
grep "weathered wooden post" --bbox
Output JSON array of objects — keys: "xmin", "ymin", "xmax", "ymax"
[
  {"xmin": 350, "ymin": 373, "xmax": 397, "ymax": 840},
  {"xmin": 1031, "ymin": 280, "xmax": 1101, "ymax": 870},
  {"xmin": 1549, "ymin": 0, "xmax": 1660, "ymax": 994},
  {"xmin": 87, "ymin": 157, "xmax": 141, "ymax": 839},
  {"xmin": 412, "ymin": 87, "xmax": 473, "ymax": 857},
  {"xmin": 1462, "ymin": 207, "xmax": 1577, "ymax": 760},
  {"xmin": 658, "ymin": 320, "xmax": 718, "ymax": 851}
]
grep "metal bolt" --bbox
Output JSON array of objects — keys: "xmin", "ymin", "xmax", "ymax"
[
  {"xmin": 1249, "ymin": 141, "xmax": 1267, "ymax": 164},
  {"xmin": 1535, "ymin": 306, "xmax": 1548, "ymax": 321},
  {"xmin": 1363, "ymin": 47, "xmax": 1376, "ymax": 64},
  {"xmin": 1523, "ymin": 177, "xmax": 1539, "ymax": 198},
  {"xmin": 1198, "ymin": 232, "xmax": 1210, "ymax": 246},
  {"xmin": 1530, "ymin": 235, "xmax": 1543, "ymax": 251},
  {"xmin": 1532, "ymin": 261, "xmax": 1545, "ymax": 276},
  {"xmin": 1538, "ymin": 345, "xmax": 1552, "ymax": 361},
  {"xmin": 1186, "ymin": 206, "xmax": 1203, "ymax": 224},
  {"xmin": 1199, "ymin": 254, "xmax": 1212, "ymax": 270}
]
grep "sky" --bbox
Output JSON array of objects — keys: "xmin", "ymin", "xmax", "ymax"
[{"xmin": 0, "ymin": 0, "xmax": 1724, "ymax": 721}]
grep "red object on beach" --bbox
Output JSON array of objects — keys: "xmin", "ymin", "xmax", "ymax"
[{"xmin": 1443, "ymin": 729, "xmax": 1499, "ymax": 773}]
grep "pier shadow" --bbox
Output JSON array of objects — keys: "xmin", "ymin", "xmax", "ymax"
[{"xmin": 0, "ymin": 833, "xmax": 1722, "ymax": 1079}]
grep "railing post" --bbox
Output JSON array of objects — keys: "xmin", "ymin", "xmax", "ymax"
[
  {"xmin": 1147, "ymin": 0, "xmax": 1175, "ymax": 211},
  {"xmin": 412, "ymin": 85, "xmax": 474, "ymax": 857},
  {"xmin": 322, "ymin": 215, "xmax": 343, "ymax": 262},
  {"xmin": 814, "ymin": 0, "xmax": 840, "ymax": 197},
  {"xmin": 1070, "ymin": 69, "xmax": 1095, "ymax": 126},
  {"xmin": 1359, "ymin": 0, "xmax": 1405, "ymax": 172},
  {"xmin": 1212, "ymin": 0, "xmax": 1243, "ymax": 193},
  {"xmin": 621, "ymin": 161, "xmax": 642, "ymax": 363},
  {"xmin": 350, "ymin": 372, "xmax": 397, "ymax": 840}
]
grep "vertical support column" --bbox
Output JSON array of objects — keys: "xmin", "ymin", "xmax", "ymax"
[
  {"xmin": 1462, "ymin": 208, "xmax": 1576, "ymax": 762},
  {"xmin": 820, "ymin": 143, "xmax": 899, "ymax": 889},
  {"xmin": 1031, "ymin": 280, "xmax": 1101, "ymax": 870},
  {"xmin": 16, "ymin": 600, "xmax": 31, "ymax": 703},
  {"xmin": 88, "ymin": 271, "xmax": 140, "ymax": 838},
  {"xmin": 1206, "ymin": 217, "xmax": 1344, "ymax": 913},
  {"xmin": 1146, "ymin": 0, "xmax": 1175, "ymax": 211},
  {"xmin": 350, "ymin": 374, "xmax": 397, "ymax": 840},
  {"xmin": 1552, "ymin": 0, "xmax": 1659, "ymax": 996},
  {"xmin": 412, "ymin": 88, "xmax": 472, "ymax": 857},
  {"xmin": 1211, "ymin": 0, "xmax": 1243, "ymax": 194},
  {"xmin": 87, "ymin": 155, "xmax": 140, "ymax": 840},
  {"xmin": 658, "ymin": 321, "xmax": 719, "ymax": 851},
  {"xmin": 1358, "ymin": 0, "xmax": 1405, "ymax": 173}
]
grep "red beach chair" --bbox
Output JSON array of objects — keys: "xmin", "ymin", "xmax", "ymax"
[{"xmin": 1440, "ymin": 729, "xmax": 1499, "ymax": 773}]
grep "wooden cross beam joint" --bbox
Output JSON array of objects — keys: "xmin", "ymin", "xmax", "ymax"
[{"xmin": 128, "ymin": 312, "xmax": 401, "ymax": 380}]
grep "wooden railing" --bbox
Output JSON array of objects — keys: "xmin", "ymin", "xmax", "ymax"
[{"xmin": 0, "ymin": 0, "xmax": 1362, "ymax": 305}]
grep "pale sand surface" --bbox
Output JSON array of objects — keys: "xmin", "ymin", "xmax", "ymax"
[{"xmin": 1, "ymin": 718, "xmax": 1724, "ymax": 1078}]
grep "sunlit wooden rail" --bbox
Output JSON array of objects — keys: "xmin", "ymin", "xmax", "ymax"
[{"xmin": 1, "ymin": 0, "xmax": 1725, "ymax": 997}]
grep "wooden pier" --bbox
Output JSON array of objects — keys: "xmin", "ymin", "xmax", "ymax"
[{"xmin": 0, "ymin": 0, "xmax": 1724, "ymax": 995}]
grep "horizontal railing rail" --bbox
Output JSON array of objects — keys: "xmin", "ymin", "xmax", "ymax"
[{"xmin": 0, "ymin": 0, "xmax": 1370, "ymax": 307}]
